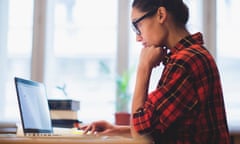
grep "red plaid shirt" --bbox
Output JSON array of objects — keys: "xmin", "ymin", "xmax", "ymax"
[{"xmin": 132, "ymin": 33, "xmax": 230, "ymax": 144}]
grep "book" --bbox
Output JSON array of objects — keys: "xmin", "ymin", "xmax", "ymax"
[
  {"xmin": 51, "ymin": 119, "xmax": 82, "ymax": 128},
  {"xmin": 0, "ymin": 122, "xmax": 17, "ymax": 134},
  {"xmin": 50, "ymin": 110, "xmax": 78, "ymax": 120},
  {"xmin": 48, "ymin": 99, "xmax": 80, "ymax": 111}
]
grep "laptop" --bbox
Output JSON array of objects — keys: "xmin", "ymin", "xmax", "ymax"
[{"xmin": 14, "ymin": 77, "xmax": 87, "ymax": 138}]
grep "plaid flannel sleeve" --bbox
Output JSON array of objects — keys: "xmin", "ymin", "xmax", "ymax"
[{"xmin": 132, "ymin": 62, "xmax": 199, "ymax": 135}]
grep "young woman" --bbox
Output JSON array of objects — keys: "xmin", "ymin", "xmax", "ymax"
[{"xmin": 81, "ymin": 0, "xmax": 230, "ymax": 143}]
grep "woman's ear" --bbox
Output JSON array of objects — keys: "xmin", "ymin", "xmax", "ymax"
[{"xmin": 157, "ymin": 7, "xmax": 167, "ymax": 24}]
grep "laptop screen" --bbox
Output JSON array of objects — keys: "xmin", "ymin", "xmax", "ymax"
[{"xmin": 15, "ymin": 77, "xmax": 53, "ymax": 133}]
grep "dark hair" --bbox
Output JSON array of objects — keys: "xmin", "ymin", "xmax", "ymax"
[{"xmin": 132, "ymin": 0, "xmax": 189, "ymax": 26}]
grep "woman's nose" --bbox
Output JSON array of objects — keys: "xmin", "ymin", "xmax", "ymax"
[{"xmin": 136, "ymin": 34, "xmax": 142, "ymax": 42}]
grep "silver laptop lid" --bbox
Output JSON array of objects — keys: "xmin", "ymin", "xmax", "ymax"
[{"xmin": 14, "ymin": 77, "xmax": 53, "ymax": 134}]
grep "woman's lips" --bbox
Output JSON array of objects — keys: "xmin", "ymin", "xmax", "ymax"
[{"xmin": 142, "ymin": 43, "xmax": 147, "ymax": 47}]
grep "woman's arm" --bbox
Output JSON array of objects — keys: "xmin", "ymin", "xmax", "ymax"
[
  {"xmin": 80, "ymin": 120, "xmax": 131, "ymax": 137},
  {"xmin": 131, "ymin": 62, "xmax": 152, "ymax": 137},
  {"xmin": 131, "ymin": 46, "xmax": 166, "ymax": 137}
]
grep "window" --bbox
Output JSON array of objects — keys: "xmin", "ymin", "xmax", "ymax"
[
  {"xmin": 43, "ymin": 0, "xmax": 118, "ymax": 123},
  {"xmin": 217, "ymin": 0, "xmax": 240, "ymax": 124},
  {"xmin": 0, "ymin": 0, "xmax": 119, "ymax": 123},
  {"xmin": 0, "ymin": 0, "xmax": 239, "ymax": 128},
  {"xmin": 0, "ymin": 0, "xmax": 33, "ymax": 121}
]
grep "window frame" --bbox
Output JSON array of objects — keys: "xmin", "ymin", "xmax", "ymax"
[{"xmin": 2, "ymin": 0, "xmax": 238, "ymax": 130}]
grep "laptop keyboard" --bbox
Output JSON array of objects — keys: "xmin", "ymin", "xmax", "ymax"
[{"xmin": 25, "ymin": 133, "xmax": 61, "ymax": 137}]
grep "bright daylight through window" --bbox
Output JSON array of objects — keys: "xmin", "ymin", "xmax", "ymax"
[{"xmin": 0, "ymin": 0, "xmax": 239, "ymax": 130}]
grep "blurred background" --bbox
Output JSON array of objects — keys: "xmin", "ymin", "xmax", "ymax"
[{"xmin": 0, "ymin": 0, "xmax": 239, "ymax": 129}]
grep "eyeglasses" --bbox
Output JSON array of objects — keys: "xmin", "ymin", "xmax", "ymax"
[{"xmin": 132, "ymin": 7, "xmax": 158, "ymax": 35}]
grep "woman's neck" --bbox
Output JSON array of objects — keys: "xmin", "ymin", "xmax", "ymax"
[{"xmin": 167, "ymin": 27, "xmax": 190, "ymax": 53}]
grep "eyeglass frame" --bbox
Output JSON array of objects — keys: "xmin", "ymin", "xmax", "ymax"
[{"xmin": 132, "ymin": 7, "xmax": 159, "ymax": 35}]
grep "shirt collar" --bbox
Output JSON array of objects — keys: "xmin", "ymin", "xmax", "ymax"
[
  {"xmin": 162, "ymin": 32, "xmax": 204, "ymax": 65},
  {"xmin": 174, "ymin": 32, "xmax": 204, "ymax": 52}
]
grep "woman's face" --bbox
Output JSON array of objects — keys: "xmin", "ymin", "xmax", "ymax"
[{"xmin": 131, "ymin": 7, "xmax": 167, "ymax": 48}]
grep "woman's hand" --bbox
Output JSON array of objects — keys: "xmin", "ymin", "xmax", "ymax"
[
  {"xmin": 80, "ymin": 120, "xmax": 114, "ymax": 135},
  {"xmin": 79, "ymin": 120, "xmax": 131, "ymax": 136},
  {"xmin": 139, "ymin": 46, "xmax": 167, "ymax": 69}
]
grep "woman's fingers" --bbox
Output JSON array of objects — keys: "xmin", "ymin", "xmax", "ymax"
[{"xmin": 81, "ymin": 124, "xmax": 93, "ymax": 134}]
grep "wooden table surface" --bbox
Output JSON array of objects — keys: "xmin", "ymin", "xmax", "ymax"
[{"xmin": 0, "ymin": 134, "xmax": 151, "ymax": 144}]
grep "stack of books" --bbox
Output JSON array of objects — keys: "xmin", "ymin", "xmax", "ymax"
[
  {"xmin": 0, "ymin": 121, "xmax": 17, "ymax": 134},
  {"xmin": 48, "ymin": 99, "xmax": 81, "ymax": 128}
]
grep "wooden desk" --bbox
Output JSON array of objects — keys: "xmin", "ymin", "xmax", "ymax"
[{"xmin": 0, "ymin": 134, "xmax": 151, "ymax": 144}]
